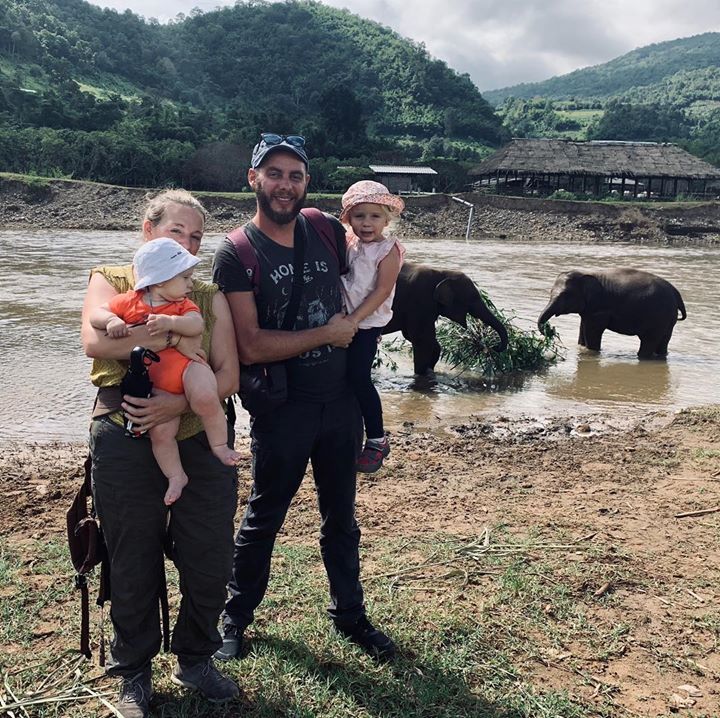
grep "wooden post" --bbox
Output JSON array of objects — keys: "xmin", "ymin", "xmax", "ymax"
[
  {"xmin": 633, "ymin": 176, "xmax": 638, "ymax": 198},
  {"xmin": 673, "ymin": 177, "xmax": 678, "ymax": 198},
  {"xmin": 620, "ymin": 175, "xmax": 626, "ymax": 197}
]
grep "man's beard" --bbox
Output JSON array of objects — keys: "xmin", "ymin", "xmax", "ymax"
[{"xmin": 255, "ymin": 183, "xmax": 307, "ymax": 225}]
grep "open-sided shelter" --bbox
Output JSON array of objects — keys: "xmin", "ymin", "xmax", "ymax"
[
  {"xmin": 369, "ymin": 165, "xmax": 438, "ymax": 193},
  {"xmin": 469, "ymin": 139, "xmax": 720, "ymax": 199}
]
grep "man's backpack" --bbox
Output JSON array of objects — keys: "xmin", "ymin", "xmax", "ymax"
[{"xmin": 226, "ymin": 207, "xmax": 348, "ymax": 293}]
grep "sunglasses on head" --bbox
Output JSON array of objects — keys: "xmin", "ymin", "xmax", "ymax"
[{"xmin": 260, "ymin": 133, "xmax": 306, "ymax": 148}]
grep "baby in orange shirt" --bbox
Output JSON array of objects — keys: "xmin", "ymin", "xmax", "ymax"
[{"xmin": 90, "ymin": 238, "xmax": 241, "ymax": 504}]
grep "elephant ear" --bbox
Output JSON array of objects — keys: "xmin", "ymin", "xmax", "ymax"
[
  {"xmin": 581, "ymin": 273, "xmax": 604, "ymax": 311},
  {"xmin": 433, "ymin": 277, "xmax": 455, "ymax": 307},
  {"xmin": 434, "ymin": 277, "xmax": 469, "ymax": 327}
]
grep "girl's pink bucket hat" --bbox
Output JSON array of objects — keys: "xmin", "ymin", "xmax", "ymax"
[{"xmin": 340, "ymin": 180, "xmax": 405, "ymax": 223}]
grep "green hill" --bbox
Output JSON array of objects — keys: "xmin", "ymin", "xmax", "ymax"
[
  {"xmin": 482, "ymin": 33, "xmax": 720, "ymax": 168},
  {"xmin": 0, "ymin": 0, "xmax": 505, "ymax": 189},
  {"xmin": 483, "ymin": 32, "xmax": 720, "ymax": 106}
]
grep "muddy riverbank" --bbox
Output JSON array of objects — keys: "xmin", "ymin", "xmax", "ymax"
[
  {"xmin": 1, "ymin": 175, "xmax": 719, "ymax": 244},
  {"xmin": 1, "ymin": 407, "xmax": 719, "ymax": 716}
]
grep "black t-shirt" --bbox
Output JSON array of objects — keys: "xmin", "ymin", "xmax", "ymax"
[{"xmin": 213, "ymin": 213, "xmax": 348, "ymax": 403}]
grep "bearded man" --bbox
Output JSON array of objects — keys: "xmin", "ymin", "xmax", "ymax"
[{"xmin": 212, "ymin": 133, "xmax": 397, "ymax": 663}]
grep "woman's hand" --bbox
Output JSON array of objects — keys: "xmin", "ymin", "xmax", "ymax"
[{"xmin": 121, "ymin": 389, "xmax": 189, "ymax": 433}]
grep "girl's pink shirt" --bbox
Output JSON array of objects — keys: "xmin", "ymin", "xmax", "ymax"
[{"xmin": 340, "ymin": 231, "xmax": 405, "ymax": 329}]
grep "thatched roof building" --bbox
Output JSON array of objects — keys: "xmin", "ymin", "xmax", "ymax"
[{"xmin": 469, "ymin": 139, "xmax": 720, "ymax": 198}]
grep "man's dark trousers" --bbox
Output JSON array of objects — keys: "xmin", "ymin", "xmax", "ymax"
[{"xmin": 223, "ymin": 393, "xmax": 364, "ymax": 630}]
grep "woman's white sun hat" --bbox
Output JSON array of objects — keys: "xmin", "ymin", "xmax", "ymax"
[{"xmin": 133, "ymin": 238, "xmax": 201, "ymax": 290}]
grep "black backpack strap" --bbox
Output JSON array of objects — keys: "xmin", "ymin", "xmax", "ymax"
[
  {"xmin": 79, "ymin": 570, "xmax": 91, "ymax": 659},
  {"xmin": 75, "ymin": 454, "xmax": 93, "ymax": 659},
  {"xmin": 280, "ymin": 222, "xmax": 306, "ymax": 331}
]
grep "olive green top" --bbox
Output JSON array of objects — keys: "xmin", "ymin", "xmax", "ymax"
[{"xmin": 89, "ymin": 264, "xmax": 219, "ymax": 441}]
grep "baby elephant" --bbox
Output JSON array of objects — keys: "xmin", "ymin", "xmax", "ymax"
[
  {"xmin": 383, "ymin": 261, "xmax": 509, "ymax": 375},
  {"xmin": 537, "ymin": 268, "xmax": 686, "ymax": 359}
]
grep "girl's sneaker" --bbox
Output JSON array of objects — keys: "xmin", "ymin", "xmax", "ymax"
[{"xmin": 357, "ymin": 437, "xmax": 390, "ymax": 474}]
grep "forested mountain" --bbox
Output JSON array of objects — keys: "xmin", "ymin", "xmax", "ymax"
[
  {"xmin": 483, "ymin": 33, "xmax": 720, "ymax": 106},
  {"xmin": 0, "ymin": 0, "xmax": 505, "ymax": 189},
  {"xmin": 483, "ymin": 33, "xmax": 720, "ymax": 168}
]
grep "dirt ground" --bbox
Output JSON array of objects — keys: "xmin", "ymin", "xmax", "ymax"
[
  {"xmin": 1, "ymin": 406, "xmax": 719, "ymax": 716},
  {"xmin": 2, "ymin": 175, "xmax": 720, "ymax": 245}
]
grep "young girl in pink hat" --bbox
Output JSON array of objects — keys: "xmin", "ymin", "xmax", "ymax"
[{"xmin": 340, "ymin": 180, "xmax": 406, "ymax": 473}]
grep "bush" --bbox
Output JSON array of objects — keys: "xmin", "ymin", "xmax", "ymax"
[
  {"xmin": 436, "ymin": 292, "xmax": 564, "ymax": 375},
  {"xmin": 547, "ymin": 189, "xmax": 577, "ymax": 201}
]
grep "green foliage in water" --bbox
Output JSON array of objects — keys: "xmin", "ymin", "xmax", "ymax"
[{"xmin": 436, "ymin": 294, "xmax": 564, "ymax": 375}]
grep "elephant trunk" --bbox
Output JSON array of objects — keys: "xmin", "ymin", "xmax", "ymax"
[
  {"xmin": 537, "ymin": 298, "xmax": 561, "ymax": 331},
  {"xmin": 486, "ymin": 313, "xmax": 509, "ymax": 352},
  {"xmin": 470, "ymin": 304, "xmax": 509, "ymax": 352}
]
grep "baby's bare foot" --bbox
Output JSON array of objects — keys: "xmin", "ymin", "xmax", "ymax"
[
  {"xmin": 212, "ymin": 444, "xmax": 243, "ymax": 466},
  {"xmin": 164, "ymin": 474, "xmax": 188, "ymax": 505}
]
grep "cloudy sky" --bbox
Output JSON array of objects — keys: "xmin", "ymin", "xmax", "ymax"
[{"xmin": 90, "ymin": 0, "xmax": 720, "ymax": 90}]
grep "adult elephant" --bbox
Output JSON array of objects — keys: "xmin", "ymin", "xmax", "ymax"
[
  {"xmin": 537, "ymin": 268, "xmax": 686, "ymax": 359},
  {"xmin": 382, "ymin": 261, "xmax": 509, "ymax": 376}
]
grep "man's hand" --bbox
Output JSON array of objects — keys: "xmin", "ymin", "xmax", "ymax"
[
  {"xmin": 146, "ymin": 313, "xmax": 173, "ymax": 335},
  {"xmin": 176, "ymin": 334, "xmax": 207, "ymax": 363},
  {"xmin": 106, "ymin": 316, "xmax": 130, "ymax": 338},
  {"xmin": 326, "ymin": 313, "xmax": 358, "ymax": 348},
  {"xmin": 121, "ymin": 389, "xmax": 188, "ymax": 433}
]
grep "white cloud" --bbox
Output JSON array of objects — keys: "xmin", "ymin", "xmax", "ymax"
[{"xmin": 90, "ymin": 0, "xmax": 720, "ymax": 89}]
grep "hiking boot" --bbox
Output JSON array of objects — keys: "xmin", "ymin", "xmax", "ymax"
[
  {"xmin": 171, "ymin": 658, "xmax": 240, "ymax": 702},
  {"xmin": 213, "ymin": 624, "xmax": 244, "ymax": 661},
  {"xmin": 115, "ymin": 667, "xmax": 152, "ymax": 718},
  {"xmin": 334, "ymin": 615, "xmax": 397, "ymax": 661},
  {"xmin": 356, "ymin": 438, "xmax": 390, "ymax": 474}
]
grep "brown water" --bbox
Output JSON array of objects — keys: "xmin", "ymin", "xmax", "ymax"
[{"xmin": 1, "ymin": 230, "xmax": 718, "ymax": 443}]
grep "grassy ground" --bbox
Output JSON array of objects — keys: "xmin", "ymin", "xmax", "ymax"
[
  {"xmin": 1, "ymin": 535, "xmax": 629, "ymax": 717},
  {"xmin": 1, "ymin": 406, "xmax": 719, "ymax": 716}
]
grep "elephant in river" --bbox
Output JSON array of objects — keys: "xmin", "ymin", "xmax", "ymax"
[
  {"xmin": 382, "ymin": 261, "xmax": 509, "ymax": 375},
  {"xmin": 537, "ymin": 268, "xmax": 686, "ymax": 359}
]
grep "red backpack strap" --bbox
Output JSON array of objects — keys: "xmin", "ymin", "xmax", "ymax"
[
  {"xmin": 226, "ymin": 225, "xmax": 260, "ymax": 295},
  {"xmin": 300, "ymin": 208, "xmax": 348, "ymax": 275}
]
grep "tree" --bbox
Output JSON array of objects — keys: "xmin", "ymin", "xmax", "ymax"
[{"xmin": 588, "ymin": 101, "xmax": 689, "ymax": 142}]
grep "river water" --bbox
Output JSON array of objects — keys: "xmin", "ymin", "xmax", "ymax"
[{"xmin": 1, "ymin": 230, "xmax": 718, "ymax": 444}]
